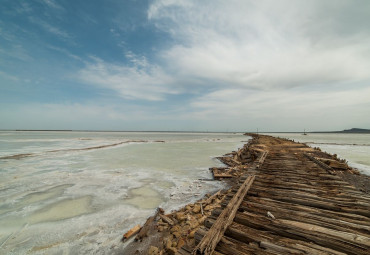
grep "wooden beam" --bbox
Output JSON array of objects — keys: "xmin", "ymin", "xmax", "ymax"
[{"xmin": 192, "ymin": 175, "xmax": 255, "ymax": 255}]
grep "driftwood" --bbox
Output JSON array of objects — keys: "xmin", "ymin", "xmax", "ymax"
[
  {"xmin": 122, "ymin": 224, "xmax": 141, "ymax": 242},
  {"xmin": 159, "ymin": 213, "xmax": 174, "ymax": 226},
  {"xmin": 213, "ymin": 173, "xmax": 233, "ymax": 179},
  {"xmin": 202, "ymin": 190, "xmax": 222, "ymax": 205}
]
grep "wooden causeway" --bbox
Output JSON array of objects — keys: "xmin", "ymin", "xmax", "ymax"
[{"xmin": 190, "ymin": 135, "xmax": 370, "ymax": 255}]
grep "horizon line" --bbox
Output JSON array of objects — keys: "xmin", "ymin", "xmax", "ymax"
[{"xmin": 0, "ymin": 128, "xmax": 368, "ymax": 133}]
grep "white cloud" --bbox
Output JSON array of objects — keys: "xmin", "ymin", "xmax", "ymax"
[
  {"xmin": 79, "ymin": 1, "xmax": 370, "ymax": 99},
  {"xmin": 41, "ymin": 0, "xmax": 64, "ymax": 10},
  {"xmin": 149, "ymin": 0, "xmax": 370, "ymax": 90},
  {"xmin": 46, "ymin": 45, "xmax": 82, "ymax": 61},
  {"xmin": 78, "ymin": 57, "xmax": 178, "ymax": 101},
  {"xmin": 29, "ymin": 17, "xmax": 70, "ymax": 39},
  {"xmin": 188, "ymin": 85, "xmax": 370, "ymax": 131},
  {"xmin": 72, "ymin": 0, "xmax": 370, "ymax": 130}
]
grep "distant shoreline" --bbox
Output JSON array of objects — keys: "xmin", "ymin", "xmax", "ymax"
[
  {"xmin": 2, "ymin": 130, "xmax": 242, "ymax": 133},
  {"xmin": 0, "ymin": 128, "xmax": 369, "ymax": 133}
]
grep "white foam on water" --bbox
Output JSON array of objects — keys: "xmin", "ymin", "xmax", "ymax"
[
  {"xmin": 349, "ymin": 162, "xmax": 370, "ymax": 176},
  {"xmin": 0, "ymin": 132, "xmax": 246, "ymax": 254}
]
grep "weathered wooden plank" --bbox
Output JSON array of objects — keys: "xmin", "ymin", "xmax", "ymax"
[
  {"xmin": 244, "ymin": 196, "xmax": 370, "ymax": 226},
  {"xmin": 233, "ymin": 211, "xmax": 370, "ymax": 255},
  {"xmin": 192, "ymin": 175, "xmax": 255, "ymax": 255},
  {"xmin": 205, "ymin": 218, "xmax": 347, "ymax": 255},
  {"xmin": 240, "ymin": 201, "xmax": 370, "ymax": 235},
  {"xmin": 246, "ymin": 188, "xmax": 370, "ymax": 217},
  {"xmin": 195, "ymin": 227, "xmax": 276, "ymax": 255}
]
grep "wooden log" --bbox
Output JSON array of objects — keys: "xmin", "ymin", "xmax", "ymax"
[
  {"xmin": 192, "ymin": 175, "xmax": 255, "ymax": 255},
  {"xmin": 253, "ymin": 174, "xmax": 348, "ymax": 184},
  {"xmin": 246, "ymin": 188, "xmax": 370, "ymax": 217},
  {"xmin": 122, "ymin": 224, "xmax": 141, "ymax": 241},
  {"xmin": 249, "ymin": 182, "xmax": 370, "ymax": 205},
  {"xmin": 245, "ymin": 196, "xmax": 370, "ymax": 226},
  {"xmin": 159, "ymin": 214, "xmax": 174, "ymax": 226},
  {"xmin": 195, "ymin": 227, "xmax": 275, "ymax": 255},
  {"xmin": 239, "ymin": 200, "xmax": 370, "ymax": 235},
  {"xmin": 233, "ymin": 211, "xmax": 370, "ymax": 255},
  {"xmin": 252, "ymin": 178, "xmax": 365, "ymax": 197},
  {"xmin": 204, "ymin": 218, "xmax": 346, "ymax": 255},
  {"xmin": 202, "ymin": 190, "xmax": 222, "ymax": 205},
  {"xmin": 213, "ymin": 173, "xmax": 233, "ymax": 179},
  {"xmin": 190, "ymin": 135, "xmax": 370, "ymax": 255},
  {"xmin": 304, "ymin": 153, "xmax": 336, "ymax": 174}
]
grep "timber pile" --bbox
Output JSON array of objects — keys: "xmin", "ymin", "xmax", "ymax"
[{"xmin": 189, "ymin": 134, "xmax": 370, "ymax": 255}]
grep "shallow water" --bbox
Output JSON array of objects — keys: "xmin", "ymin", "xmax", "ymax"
[
  {"xmin": 266, "ymin": 133, "xmax": 370, "ymax": 175},
  {"xmin": 2, "ymin": 131, "xmax": 369, "ymax": 254},
  {"xmin": 0, "ymin": 131, "xmax": 246, "ymax": 254}
]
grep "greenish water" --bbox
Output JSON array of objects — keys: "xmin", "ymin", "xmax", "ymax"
[
  {"xmin": 1, "ymin": 131, "xmax": 368, "ymax": 254},
  {"xmin": 0, "ymin": 131, "xmax": 246, "ymax": 254}
]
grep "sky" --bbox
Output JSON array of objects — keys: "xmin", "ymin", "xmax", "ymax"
[{"xmin": 1, "ymin": 0, "xmax": 370, "ymax": 132}]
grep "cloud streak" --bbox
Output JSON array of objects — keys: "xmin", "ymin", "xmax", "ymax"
[
  {"xmin": 78, "ymin": 56, "xmax": 178, "ymax": 101},
  {"xmin": 29, "ymin": 16, "xmax": 70, "ymax": 39},
  {"xmin": 41, "ymin": 0, "xmax": 64, "ymax": 11}
]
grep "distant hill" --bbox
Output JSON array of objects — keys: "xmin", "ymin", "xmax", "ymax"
[
  {"xmin": 337, "ymin": 128, "xmax": 370, "ymax": 133},
  {"xmin": 312, "ymin": 128, "xmax": 370, "ymax": 134}
]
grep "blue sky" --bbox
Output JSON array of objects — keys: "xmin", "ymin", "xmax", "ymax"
[{"xmin": 1, "ymin": 0, "xmax": 370, "ymax": 131}]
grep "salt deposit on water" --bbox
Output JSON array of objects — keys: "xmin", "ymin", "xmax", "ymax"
[
  {"xmin": 0, "ymin": 131, "xmax": 246, "ymax": 254},
  {"xmin": 1, "ymin": 131, "xmax": 369, "ymax": 254}
]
